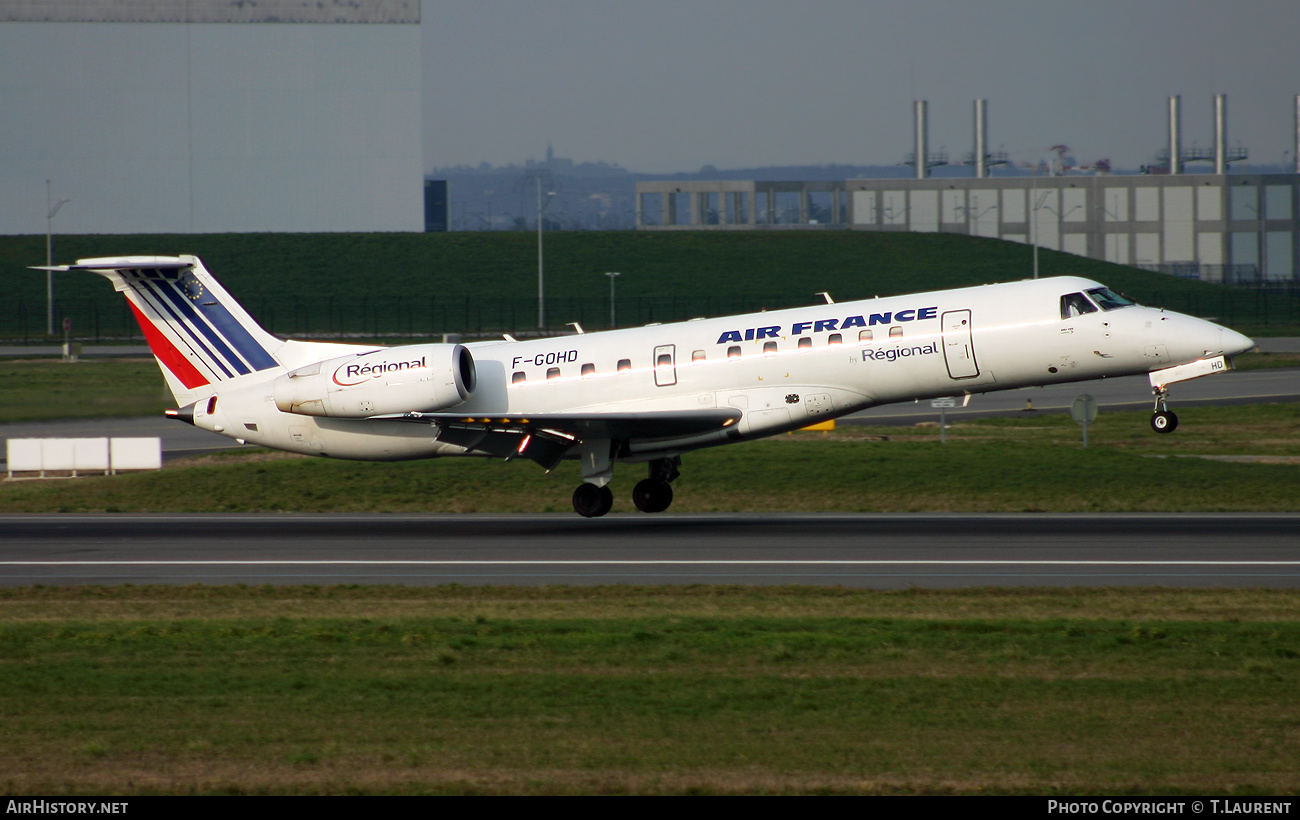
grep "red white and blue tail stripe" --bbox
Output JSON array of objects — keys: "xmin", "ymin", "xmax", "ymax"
[{"xmin": 38, "ymin": 256, "xmax": 284, "ymax": 401}]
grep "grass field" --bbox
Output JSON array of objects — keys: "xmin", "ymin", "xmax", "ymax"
[
  {"xmin": 3, "ymin": 403, "xmax": 1298, "ymax": 514},
  {"xmin": 1, "ymin": 585, "xmax": 1297, "ymax": 795},
  {"xmin": 0, "ymin": 358, "xmax": 172, "ymax": 423},
  {"xmin": 0, "ymin": 348, "xmax": 1295, "ymax": 426}
]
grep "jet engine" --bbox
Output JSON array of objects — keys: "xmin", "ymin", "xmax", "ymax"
[{"xmin": 272, "ymin": 343, "xmax": 476, "ymax": 418}]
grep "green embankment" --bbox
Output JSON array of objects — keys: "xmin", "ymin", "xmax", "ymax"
[
  {"xmin": 4, "ymin": 232, "xmax": 1296, "ymax": 339},
  {"xmin": 1, "ymin": 585, "xmax": 1297, "ymax": 795}
]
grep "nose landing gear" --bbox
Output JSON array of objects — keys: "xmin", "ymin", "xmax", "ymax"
[{"xmin": 1150, "ymin": 387, "xmax": 1179, "ymax": 434}]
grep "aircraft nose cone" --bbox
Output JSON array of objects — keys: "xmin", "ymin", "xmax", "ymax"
[{"xmin": 1222, "ymin": 327, "xmax": 1255, "ymax": 357}]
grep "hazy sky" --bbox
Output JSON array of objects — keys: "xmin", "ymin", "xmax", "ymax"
[{"xmin": 423, "ymin": 0, "xmax": 1300, "ymax": 173}]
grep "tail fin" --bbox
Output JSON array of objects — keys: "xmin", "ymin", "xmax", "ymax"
[{"xmin": 37, "ymin": 256, "xmax": 284, "ymax": 403}]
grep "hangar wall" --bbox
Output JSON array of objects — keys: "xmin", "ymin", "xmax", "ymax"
[
  {"xmin": 0, "ymin": 1, "xmax": 422, "ymax": 234},
  {"xmin": 637, "ymin": 175, "xmax": 1300, "ymax": 284}
]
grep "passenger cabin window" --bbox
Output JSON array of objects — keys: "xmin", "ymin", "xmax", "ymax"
[
  {"xmin": 859, "ymin": 329, "xmax": 873, "ymax": 342},
  {"xmin": 547, "ymin": 367, "xmax": 561, "ymax": 380},
  {"xmin": 581, "ymin": 363, "xmax": 595, "ymax": 378},
  {"xmin": 798, "ymin": 337, "xmax": 812, "ymax": 349},
  {"xmin": 617, "ymin": 359, "xmax": 631, "ymax": 373},
  {"xmin": 888, "ymin": 327, "xmax": 903, "ymax": 338},
  {"xmin": 511, "ymin": 371, "xmax": 526, "ymax": 384},
  {"xmin": 828, "ymin": 334, "xmax": 842, "ymax": 345},
  {"xmin": 656, "ymin": 353, "xmax": 673, "ymax": 367},
  {"xmin": 1061, "ymin": 292, "xmax": 1099, "ymax": 319},
  {"xmin": 727, "ymin": 346, "xmax": 741, "ymax": 360},
  {"xmin": 692, "ymin": 350, "xmax": 706, "ymax": 363},
  {"xmin": 763, "ymin": 341, "xmax": 777, "ymax": 356}
]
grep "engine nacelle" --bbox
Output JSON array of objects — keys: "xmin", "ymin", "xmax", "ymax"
[{"xmin": 273, "ymin": 343, "xmax": 476, "ymax": 418}]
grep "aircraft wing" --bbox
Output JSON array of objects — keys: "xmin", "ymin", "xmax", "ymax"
[{"xmin": 373, "ymin": 407, "xmax": 742, "ymax": 471}]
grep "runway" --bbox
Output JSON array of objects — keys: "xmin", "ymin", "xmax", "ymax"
[{"xmin": 3, "ymin": 513, "xmax": 1298, "ymax": 588}]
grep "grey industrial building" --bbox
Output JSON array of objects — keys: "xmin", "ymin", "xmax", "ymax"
[
  {"xmin": 637, "ymin": 96, "xmax": 1300, "ymax": 284},
  {"xmin": 0, "ymin": 0, "xmax": 423, "ymax": 234}
]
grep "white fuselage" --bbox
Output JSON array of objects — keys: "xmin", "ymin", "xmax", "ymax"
[{"xmin": 191, "ymin": 276, "xmax": 1250, "ymax": 463}]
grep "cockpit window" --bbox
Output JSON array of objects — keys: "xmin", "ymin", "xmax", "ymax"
[
  {"xmin": 1060, "ymin": 292, "xmax": 1099, "ymax": 319},
  {"xmin": 1086, "ymin": 287, "xmax": 1136, "ymax": 311}
]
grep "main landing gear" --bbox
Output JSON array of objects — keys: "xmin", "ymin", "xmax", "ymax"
[
  {"xmin": 572, "ymin": 456, "xmax": 681, "ymax": 518},
  {"xmin": 1150, "ymin": 386, "xmax": 1179, "ymax": 434},
  {"xmin": 632, "ymin": 456, "xmax": 680, "ymax": 513},
  {"xmin": 572, "ymin": 483, "xmax": 614, "ymax": 518}
]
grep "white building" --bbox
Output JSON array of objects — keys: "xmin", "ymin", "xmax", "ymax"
[{"xmin": 0, "ymin": 0, "xmax": 423, "ymax": 234}]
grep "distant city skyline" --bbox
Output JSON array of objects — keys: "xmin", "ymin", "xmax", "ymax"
[{"xmin": 422, "ymin": 0, "xmax": 1300, "ymax": 175}]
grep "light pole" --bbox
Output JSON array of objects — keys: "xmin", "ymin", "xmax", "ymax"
[
  {"xmin": 604, "ymin": 271, "xmax": 620, "ymax": 327},
  {"xmin": 45, "ymin": 179, "xmax": 71, "ymax": 336},
  {"xmin": 536, "ymin": 175, "xmax": 555, "ymax": 329}
]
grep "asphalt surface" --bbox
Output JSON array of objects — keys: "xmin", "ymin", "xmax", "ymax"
[
  {"xmin": 2, "ymin": 513, "xmax": 1298, "ymax": 588},
  {"xmin": 2, "ymin": 346, "xmax": 1297, "ymax": 591}
]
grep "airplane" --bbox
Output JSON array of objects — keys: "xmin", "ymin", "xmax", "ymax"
[{"xmin": 37, "ymin": 255, "xmax": 1254, "ymax": 517}]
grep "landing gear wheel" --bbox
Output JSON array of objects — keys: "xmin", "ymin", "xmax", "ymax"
[
  {"xmin": 632, "ymin": 478, "xmax": 674, "ymax": 513},
  {"xmin": 573, "ymin": 483, "xmax": 614, "ymax": 518},
  {"xmin": 1151, "ymin": 410, "xmax": 1179, "ymax": 434}
]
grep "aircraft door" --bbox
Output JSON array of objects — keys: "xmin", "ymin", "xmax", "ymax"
[
  {"xmin": 941, "ymin": 310, "xmax": 980, "ymax": 379},
  {"xmin": 653, "ymin": 345, "xmax": 677, "ymax": 387}
]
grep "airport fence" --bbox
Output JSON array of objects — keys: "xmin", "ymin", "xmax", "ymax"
[{"xmin": 4, "ymin": 286, "xmax": 1300, "ymax": 344}]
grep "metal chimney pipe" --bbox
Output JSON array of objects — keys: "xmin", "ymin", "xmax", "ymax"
[
  {"xmin": 1168, "ymin": 95, "xmax": 1181, "ymax": 175},
  {"xmin": 915, "ymin": 100, "xmax": 928, "ymax": 179},
  {"xmin": 974, "ymin": 99, "xmax": 988, "ymax": 178},
  {"xmin": 1214, "ymin": 94, "xmax": 1227, "ymax": 174},
  {"xmin": 1295, "ymin": 95, "xmax": 1300, "ymax": 174}
]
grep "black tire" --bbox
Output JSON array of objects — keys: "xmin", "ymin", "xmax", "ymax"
[
  {"xmin": 1151, "ymin": 410, "xmax": 1179, "ymax": 434},
  {"xmin": 573, "ymin": 483, "xmax": 614, "ymax": 517},
  {"xmin": 632, "ymin": 478, "xmax": 674, "ymax": 513}
]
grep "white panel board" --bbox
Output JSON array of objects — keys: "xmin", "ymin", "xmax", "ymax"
[
  {"xmin": 1135, "ymin": 188, "xmax": 1159, "ymax": 221},
  {"xmin": 1002, "ymin": 189, "xmax": 1025, "ymax": 222},
  {"xmin": 1135, "ymin": 233, "xmax": 1161, "ymax": 264},
  {"xmin": 1163, "ymin": 187, "xmax": 1195, "ymax": 262},
  {"xmin": 1197, "ymin": 186, "xmax": 1222, "ymax": 221},
  {"xmin": 1062, "ymin": 189, "xmax": 1087, "ymax": 222},
  {"xmin": 1031, "ymin": 190, "xmax": 1059, "ymax": 250},
  {"xmin": 1105, "ymin": 233, "xmax": 1129, "ymax": 264},
  {"xmin": 1102, "ymin": 188, "xmax": 1128, "ymax": 222},
  {"xmin": 1197, "ymin": 232, "xmax": 1223, "ymax": 266},
  {"xmin": 968, "ymin": 191, "xmax": 999, "ymax": 237},
  {"xmin": 1266, "ymin": 186, "xmax": 1293, "ymax": 220},
  {"xmin": 941, "ymin": 190, "xmax": 964, "ymax": 224},
  {"xmin": 1230, "ymin": 186, "xmax": 1258, "ymax": 221},
  {"xmin": 910, "ymin": 190, "xmax": 938, "ymax": 232},
  {"xmin": 851, "ymin": 191, "xmax": 876, "ymax": 225},
  {"xmin": 41, "ymin": 439, "xmax": 76, "ymax": 472},
  {"xmin": 1230, "ymin": 232, "xmax": 1258, "ymax": 267},
  {"xmin": 6, "ymin": 439, "xmax": 43, "ymax": 474},
  {"xmin": 73, "ymin": 438, "xmax": 110, "ymax": 473},
  {"xmin": 882, "ymin": 191, "xmax": 907, "ymax": 225},
  {"xmin": 1164, "ymin": 187, "xmax": 1193, "ymax": 223},
  {"xmin": 1266, "ymin": 232, "xmax": 1293, "ymax": 278},
  {"xmin": 111, "ymin": 438, "xmax": 163, "ymax": 472},
  {"xmin": 1062, "ymin": 234, "xmax": 1088, "ymax": 257}
]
